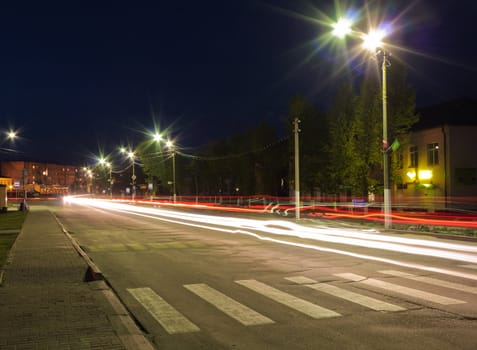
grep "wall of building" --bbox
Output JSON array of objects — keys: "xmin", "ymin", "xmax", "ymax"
[
  {"xmin": 447, "ymin": 126, "xmax": 477, "ymax": 209},
  {"xmin": 394, "ymin": 125, "xmax": 477, "ymax": 210},
  {"xmin": 0, "ymin": 161, "xmax": 86, "ymax": 194}
]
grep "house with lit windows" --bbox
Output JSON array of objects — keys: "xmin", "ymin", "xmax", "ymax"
[{"xmin": 394, "ymin": 98, "xmax": 477, "ymax": 211}]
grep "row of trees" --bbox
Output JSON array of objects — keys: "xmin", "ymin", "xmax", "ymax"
[{"xmin": 137, "ymin": 62, "xmax": 418, "ymax": 199}]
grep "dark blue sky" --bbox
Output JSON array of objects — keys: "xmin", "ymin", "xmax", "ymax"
[{"xmin": 1, "ymin": 0, "xmax": 476, "ymax": 164}]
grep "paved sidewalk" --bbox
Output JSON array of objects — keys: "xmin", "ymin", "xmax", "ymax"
[{"xmin": 0, "ymin": 206, "xmax": 152, "ymax": 350}]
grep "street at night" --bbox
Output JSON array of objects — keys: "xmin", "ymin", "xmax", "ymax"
[
  {"xmin": 52, "ymin": 199, "xmax": 477, "ymax": 349},
  {"xmin": 1, "ymin": 1, "xmax": 477, "ymax": 348}
]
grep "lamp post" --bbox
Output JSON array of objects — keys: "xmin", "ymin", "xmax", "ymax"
[
  {"xmin": 98, "ymin": 158, "xmax": 113, "ymax": 199},
  {"xmin": 293, "ymin": 117, "xmax": 300, "ymax": 220},
  {"xmin": 166, "ymin": 139, "xmax": 176, "ymax": 203},
  {"xmin": 152, "ymin": 133, "xmax": 177, "ymax": 203},
  {"xmin": 120, "ymin": 147, "xmax": 136, "ymax": 201},
  {"xmin": 332, "ymin": 19, "xmax": 392, "ymax": 228}
]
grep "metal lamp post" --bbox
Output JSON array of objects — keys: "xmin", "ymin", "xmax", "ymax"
[
  {"xmin": 98, "ymin": 158, "xmax": 113, "ymax": 199},
  {"xmin": 128, "ymin": 152, "xmax": 136, "ymax": 201},
  {"xmin": 119, "ymin": 147, "xmax": 136, "ymax": 201},
  {"xmin": 152, "ymin": 133, "xmax": 177, "ymax": 203},
  {"xmin": 166, "ymin": 139, "xmax": 176, "ymax": 203},
  {"xmin": 362, "ymin": 29, "xmax": 392, "ymax": 229},
  {"xmin": 332, "ymin": 20, "xmax": 393, "ymax": 228},
  {"xmin": 293, "ymin": 117, "xmax": 300, "ymax": 220}
]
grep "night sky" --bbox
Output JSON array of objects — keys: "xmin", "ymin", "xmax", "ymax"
[{"xmin": 1, "ymin": 0, "xmax": 476, "ymax": 164}]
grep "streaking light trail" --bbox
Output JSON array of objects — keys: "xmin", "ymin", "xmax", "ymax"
[{"xmin": 64, "ymin": 197, "xmax": 477, "ymax": 281}]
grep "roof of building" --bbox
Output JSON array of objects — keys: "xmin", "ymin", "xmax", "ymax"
[{"xmin": 414, "ymin": 97, "xmax": 477, "ymax": 130}]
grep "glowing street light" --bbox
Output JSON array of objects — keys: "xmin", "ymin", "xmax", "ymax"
[
  {"xmin": 361, "ymin": 28, "xmax": 386, "ymax": 52},
  {"xmin": 152, "ymin": 133, "xmax": 177, "ymax": 203},
  {"xmin": 332, "ymin": 17, "xmax": 352, "ymax": 38},
  {"xmin": 332, "ymin": 17, "xmax": 393, "ymax": 229},
  {"xmin": 98, "ymin": 157, "xmax": 113, "ymax": 198},
  {"xmin": 120, "ymin": 147, "xmax": 136, "ymax": 201},
  {"xmin": 166, "ymin": 139, "xmax": 176, "ymax": 203},
  {"xmin": 153, "ymin": 133, "xmax": 163, "ymax": 142},
  {"xmin": 6, "ymin": 130, "xmax": 18, "ymax": 140}
]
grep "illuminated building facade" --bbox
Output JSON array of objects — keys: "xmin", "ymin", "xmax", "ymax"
[
  {"xmin": 394, "ymin": 98, "xmax": 477, "ymax": 210},
  {"xmin": 0, "ymin": 161, "xmax": 89, "ymax": 195}
]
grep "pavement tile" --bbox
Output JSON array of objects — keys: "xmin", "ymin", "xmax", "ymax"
[{"xmin": 0, "ymin": 206, "xmax": 129, "ymax": 350}]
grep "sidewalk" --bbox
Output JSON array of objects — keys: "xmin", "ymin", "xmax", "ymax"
[{"xmin": 0, "ymin": 206, "xmax": 153, "ymax": 350}]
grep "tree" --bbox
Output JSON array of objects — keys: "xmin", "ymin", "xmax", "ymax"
[
  {"xmin": 325, "ymin": 60, "xmax": 418, "ymax": 199},
  {"xmin": 136, "ymin": 140, "xmax": 171, "ymax": 195},
  {"xmin": 326, "ymin": 83, "xmax": 361, "ymax": 195}
]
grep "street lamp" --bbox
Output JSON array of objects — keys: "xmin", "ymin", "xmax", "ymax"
[
  {"xmin": 98, "ymin": 157, "xmax": 113, "ymax": 198},
  {"xmin": 152, "ymin": 133, "xmax": 177, "ymax": 203},
  {"xmin": 332, "ymin": 17, "xmax": 392, "ymax": 228},
  {"xmin": 166, "ymin": 139, "xmax": 176, "ymax": 203},
  {"xmin": 6, "ymin": 130, "xmax": 17, "ymax": 140},
  {"xmin": 293, "ymin": 117, "xmax": 300, "ymax": 220},
  {"xmin": 120, "ymin": 147, "xmax": 136, "ymax": 201}
]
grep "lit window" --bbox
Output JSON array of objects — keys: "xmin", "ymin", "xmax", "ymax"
[
  {"xmin": 427, "ymin": 143, "xmax": 439, "ymax": 165},
  {"xmin": 409, "ymin": 146, "xmax": 418, "ymax": 168},
  {"xmin": 397, "ymin": 152, "xmax": 404, "ymax": 169}
]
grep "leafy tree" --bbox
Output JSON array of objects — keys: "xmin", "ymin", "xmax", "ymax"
[
  {"xmin": 326, "ymin": 83, "xmax": 361, "ymax": 195},
  {"xmin": 136, "ymin": 140, "xmax": 172, "ymax": 195}
]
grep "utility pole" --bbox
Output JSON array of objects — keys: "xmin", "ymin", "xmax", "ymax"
[{"xmin": 294, "ymin": 117, "xmax": 300, "ymax": 220}]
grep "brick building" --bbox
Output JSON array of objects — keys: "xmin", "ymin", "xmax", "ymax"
[{"xmin": 0, "ymin": 161, "xmax": 88, "ymax": 195}]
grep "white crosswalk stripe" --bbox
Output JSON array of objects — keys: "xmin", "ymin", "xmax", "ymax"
[
  {"xmin": 184, "ymin": 283, "xmax": 274, "ymax": 326},
  {"xmin": 335, "ymin": 273, "xmax": 466, "ymax": 305},
  {"xmin": 127, "ymin": 287, "xmax": 200, "ymax": 334},
  {"xmin": 285, "ymin": 276, "xmax": 405, "ymax": 312},
  {"xmin": 379, "ymin": 270, "xmax": 477, "ymax": 295},
  {"xmin": 459, "ymin": 264, "xmax": 477, "ymax": 270},
  {"xmin": 236, "ymin": 279, "xmax": 341, "ymax": 319}
]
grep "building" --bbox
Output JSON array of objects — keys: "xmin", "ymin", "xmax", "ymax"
[
  {"xmin": 0, "ymin": 161, "xmax": 88, "ymax": 195},
  {"xmin": 394, "ymin": 98, "xmax": 477, "ymax": 211}
]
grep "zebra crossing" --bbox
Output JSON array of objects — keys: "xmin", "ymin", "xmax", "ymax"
[{"xmin": 127, "ymin": 269, "xmax": 477, "ymax": 335}]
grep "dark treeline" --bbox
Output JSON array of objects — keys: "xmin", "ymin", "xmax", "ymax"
[{"xmin": 137, "ymin": 62, "xmax": 418, "ymax": 199}]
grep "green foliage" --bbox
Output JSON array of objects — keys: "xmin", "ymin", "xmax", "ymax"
[
  {"xmin": 138, "ymin": 121, "xmax": 286, "ymax": 196},
  {"xmin": 136, "ymin": 140, "xmax": 174, "ymax": 195},
  {"xmin": 325, "ymin": 62, "xmax": 418, "ymax": 197},
  {"xmin": 136, "ymin": 64, "xmax": 417, "ymax": 199}
]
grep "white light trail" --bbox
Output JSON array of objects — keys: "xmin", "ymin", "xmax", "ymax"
[{"xmin": 64, "ymin": 197, "xmax": 477, "ymax": 280}]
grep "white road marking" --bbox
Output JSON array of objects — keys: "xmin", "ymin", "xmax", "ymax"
[
  {"xmin": 127, "ymin": 287, "xmax": 200, "ymax": 334},
  {"xmin": 459, "ymin": 264, "xmax": 477, "ymax": 270},
  {"xmin": 335, "ymin": 273, "xmax": 465, "ymax": 305},
  {"xmin": 379, "ymin": 270, "xmax": 477, "ymax": 295},
  {"xmin": 235, "ymin": 279, "xmax": 340, "ymax": 319},
  {"xmin": 285, "ymin": 276, "xmax": 405, "ymax": 312},
  {"xmin": 184, "ymin": 283, "xmax": 274, "ymax": 326}
]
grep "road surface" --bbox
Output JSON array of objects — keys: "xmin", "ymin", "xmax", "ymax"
[{"xmin": 53, "ymin": 199, "xmax": 477, "ymax": 349}]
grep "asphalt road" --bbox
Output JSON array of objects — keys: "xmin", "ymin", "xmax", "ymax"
[{"xmin": 53, "ymin": 200, "xmax": 477, "ymax": 350}]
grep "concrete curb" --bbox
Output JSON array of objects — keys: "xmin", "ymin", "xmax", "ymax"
[{"xmin": 51, "ymin": 211, "xmax": 156, "ymax": 350}]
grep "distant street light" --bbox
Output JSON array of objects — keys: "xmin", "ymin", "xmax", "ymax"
[
  {"xmin": 166, "ymin": 139, "xmax": 176, "ymax": 203},
  {"xmin": 120, "ymin": 147, "xmax": 136, "ymax": 201},
  {"xmin": 332, "ymin": 17, "xmax": 392, "ymax": 229},
  {"xmin": 293, "ymin": 117, "xmax": 300, "ymax": 220},
  {"xmin": 98, "ymin": 157, "xmax": 113, "ymax": 198},
  {"xmin": 152, "ymin": 133, "xmax": 177, "ymax": 203},
  {"xmin": 6, "ymin": 130, "xmax": 18, "ymax": 140}
]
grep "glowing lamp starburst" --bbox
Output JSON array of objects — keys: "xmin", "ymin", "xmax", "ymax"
[
  {"xmin": 361, "ymin": 28, "xmax": 386, "ymax": 52},
  {"xmin": 332, "ymin": 18, "xmax": 353, "ymax": 38}
]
